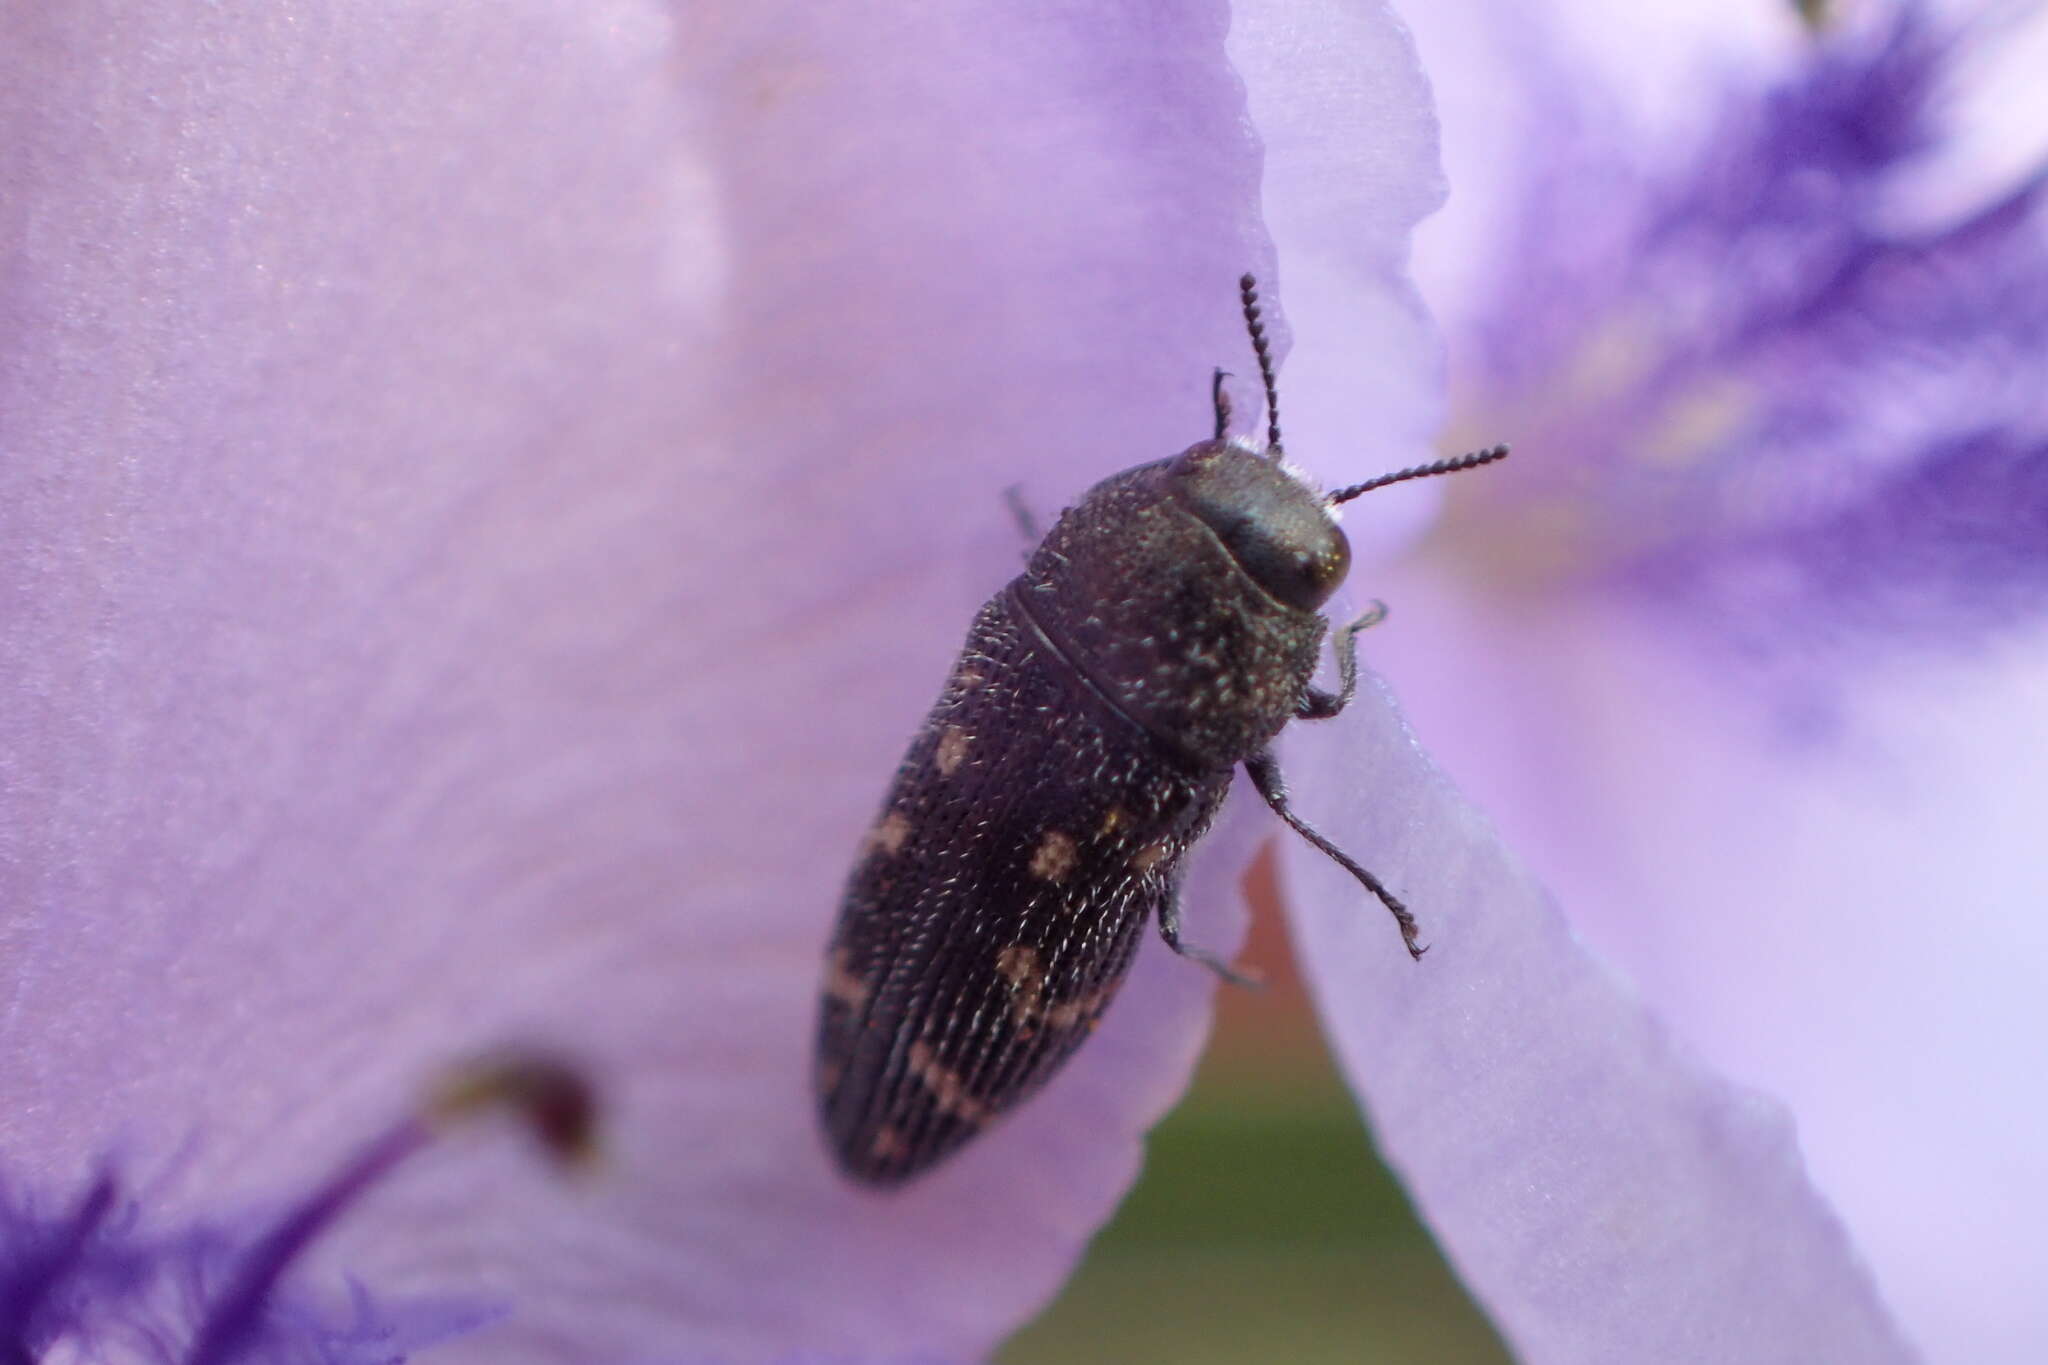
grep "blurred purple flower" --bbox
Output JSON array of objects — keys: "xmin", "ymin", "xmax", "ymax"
[
  {"xmin": 0, "ymin": 1055, "xmax": 586, "ymax": 1360},
  {"xmin": 0, "ymin": 0, "xmax": 1979, "ymax": 1360},
  {"xmin": 1, "ymin": 1152, "xmax": 496, "ymax": 1363},
  {"xmin": 1327, "ymin": 0, "xmax": 2048, "ymax": 1360}
]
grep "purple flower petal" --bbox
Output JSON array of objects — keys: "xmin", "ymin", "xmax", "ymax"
[
  {"xmin": 1230, "ymin": 7, "xmax": 1908, "ymax": 1357},
  {"xmin": 1228, "ymin": 0, "xmax": 1450, "ymax": 476},
  {"xmin": 1281, "ymin": 678, "xmax": 1916, "ymax": 1362},
  {"xmin": 1375, "ymin": 586, "xmax": 2048, "ymax": 1362},
  {"xmin": 1, "ymin": 2, "xmax": 1448, "ymax": 1358},
  {"xmin": 1327, "ymin": 0, "xmax": 2048, "ymax": 1357}
]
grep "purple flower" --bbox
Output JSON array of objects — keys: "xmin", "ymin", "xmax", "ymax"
[
  {"xmin": 0, "ymin": 0, "xmax": 1984, "ymax": 1360},
  {"xmin": 1334, "ymin": 0, "xmax": 2048, "ymax": 1360},
  {"xmin": 0, "ymin": 1057, "xmax": 585, "ymax": 1359}
]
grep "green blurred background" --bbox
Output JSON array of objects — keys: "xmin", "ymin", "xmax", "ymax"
[{"xmin": 1003, "ymin": 852, "xmax": 1512, "ymax": 1363}]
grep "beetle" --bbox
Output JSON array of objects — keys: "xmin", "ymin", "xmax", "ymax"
[{"xmin": 816, "ymin": 275, "xmax": 1506, "ymax": 1185}]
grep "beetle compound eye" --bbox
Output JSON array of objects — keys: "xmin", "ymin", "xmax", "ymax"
[
  {"xmin": 1206, "ymin": 514, "xmax": 1350, "ymax": 612},
  {"xmin": 1167, "ymin": 445, "xmax": 1352, "ymax": 612},
  {"xmin": 1279, "ymin": 535, "xmax": 1350, "ymax": 610}
]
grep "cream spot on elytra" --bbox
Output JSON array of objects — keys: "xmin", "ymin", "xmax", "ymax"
[
  {"xmin": 936, "ymin": 725, "xmax": 971, "ymax": 776},
  {"xmin": 1029, "ymin": 830, "xmax": 1078, "ymax": 882},
  {"xmin": 868, "ymin": 810, "xmax": 912, "ymax": 856},
  {"xmin": 824, "ymin": 947, "xmax": 870, "ymax": 1010},
  {"xmin": 907, "ymin": 1042, "xmax": 989, "ymax": 1123},
  {"xmin": 1130, "ymin": 838, "xmax": 1172, "ymax": 873},
  {"xmin": 996, "ymin": 944, "xmax": 1040, "ymax": 986},
  {"xmin": 996, "ymin": 944, "xmax": 1046, "ymax": 1025},
  {"xmin": 1044, "ymin": 987, "xmax": 1110, "ymax": 1031}
]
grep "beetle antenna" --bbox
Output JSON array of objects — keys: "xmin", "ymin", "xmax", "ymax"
[
  {"xmin": 1239, "ymin": 274, "xmax": 1283, "ymax": 458},
  {"xmin": 1211, "ymin": 368, "xmax": 1233, "ymax": 441},
  {"xmin": 1328, "ymin": 444, "xmax": 1510, "ymax": 505}
]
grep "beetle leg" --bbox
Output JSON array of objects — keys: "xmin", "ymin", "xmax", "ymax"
[
  {"xmin": 1296, "ymin": 600, "xmax": 1386, "ymax": 720},
  {"xmin": 1158, "ymin": 893, "xmax": 1262, "ymax": 989},
  {"xmin": 1245, "ymin": 748, "xmax": 1424, "ymax": 959}
]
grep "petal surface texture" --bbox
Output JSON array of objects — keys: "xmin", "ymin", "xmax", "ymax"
[
  {"xmin": 1282, "ymin": 679, "xmax": 1917, "ymax": 1364},
  {"xmin": 1296, "ymin": 0, "xmax": 2048, "ymax": 1360}
]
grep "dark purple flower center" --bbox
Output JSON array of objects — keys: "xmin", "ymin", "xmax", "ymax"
[
  {"xmin": 1441, "ymin": 6, "xmax": 2048, "ymax": 661},
  {"xmin": 1, "ymin": 1053, "xmax": 593, "ymax": 1364}
]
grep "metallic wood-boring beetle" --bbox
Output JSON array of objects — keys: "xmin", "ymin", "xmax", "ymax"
[{"xmin": 816, "ymin": 276, "xmax": 1507, "ymax": 1185}]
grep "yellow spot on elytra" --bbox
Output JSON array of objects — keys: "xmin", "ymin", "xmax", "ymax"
[
  {"xmin": 992, "ymin": 945, "xmax": 1106, "ymax": 1032},
  {"xmin": 824, "ymin": 947, "xmax": 870, "ymax": 1010},
  {"xmin": 867, "ymin": 810, "xmax": 912, "ymax": 857},
  {"xmin": 1098, "ymin": 806, "xmax": 1130, "ymax": 837},
  {"xmin": 1044, "ymin": 988, "xmax": 1110, "ymax": 1030},
  {"xmin": 996, "ymin": 944, "xmax": 1046, "ymax": 1025},
  {"xmin": 996, "ymin": 944, "xmax": 1040, "ymax": 986},
  {"xmin": 1029, "ymin": 830, "xmax": 1078, "ymax": 882},
  {"xmin": 907, "ymin": 1042, "xmax": 990, "ymax": 1123},
  {"xmin": 936, "ymin": 726, "xmax": 971, "ymax": 776},
  {"xmin": 1130, "ymin": 838, "xmax": 1172, "ymax": 873}
]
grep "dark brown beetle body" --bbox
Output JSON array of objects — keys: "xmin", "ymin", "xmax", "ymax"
[{"xmin": 816, "ymin": 278, "xmax": 1505, "ymax": 1185}]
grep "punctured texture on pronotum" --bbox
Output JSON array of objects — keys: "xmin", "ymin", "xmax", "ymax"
[{"xmin": 816, "ymin": 275, "xmax": 1508, "ymax": 1185}]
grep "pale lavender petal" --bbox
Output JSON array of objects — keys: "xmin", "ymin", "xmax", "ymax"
[
  {"xmin": 1234, "ymin": 6, "xmax": 1907, "ymax": 1357},
  {"xmin": 1279, "ymin": 679, "xmax": 1916, "ymax": 1363},
  {"xmin": 1341, "ymin": 0, "xmax": 2048, "ymax": 1358},
  {"xmin": 1228, "ymin": 0, "xmax": 1449, "ymax": 484},
  {"xmin": 1371, "ymin": 582, "xmax": 2048, "ymax": 1362},
  {"xmin": 0, "ymin": 1, "xmax": 1448, "ymax": 1359}
]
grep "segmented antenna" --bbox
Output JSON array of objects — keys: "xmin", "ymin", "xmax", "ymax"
[
  {"xmin": 1328, "ymin": 444, "xmax": 1510, "ymax": 505},
  {"xmin": 1239, "ymin": 274, "xmax": 1283, "ymax": 457}
]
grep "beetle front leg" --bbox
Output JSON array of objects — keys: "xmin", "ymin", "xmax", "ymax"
[{"xmin": 1297, "ymin": 600, "xmax": 1386, "ymax": 720}]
